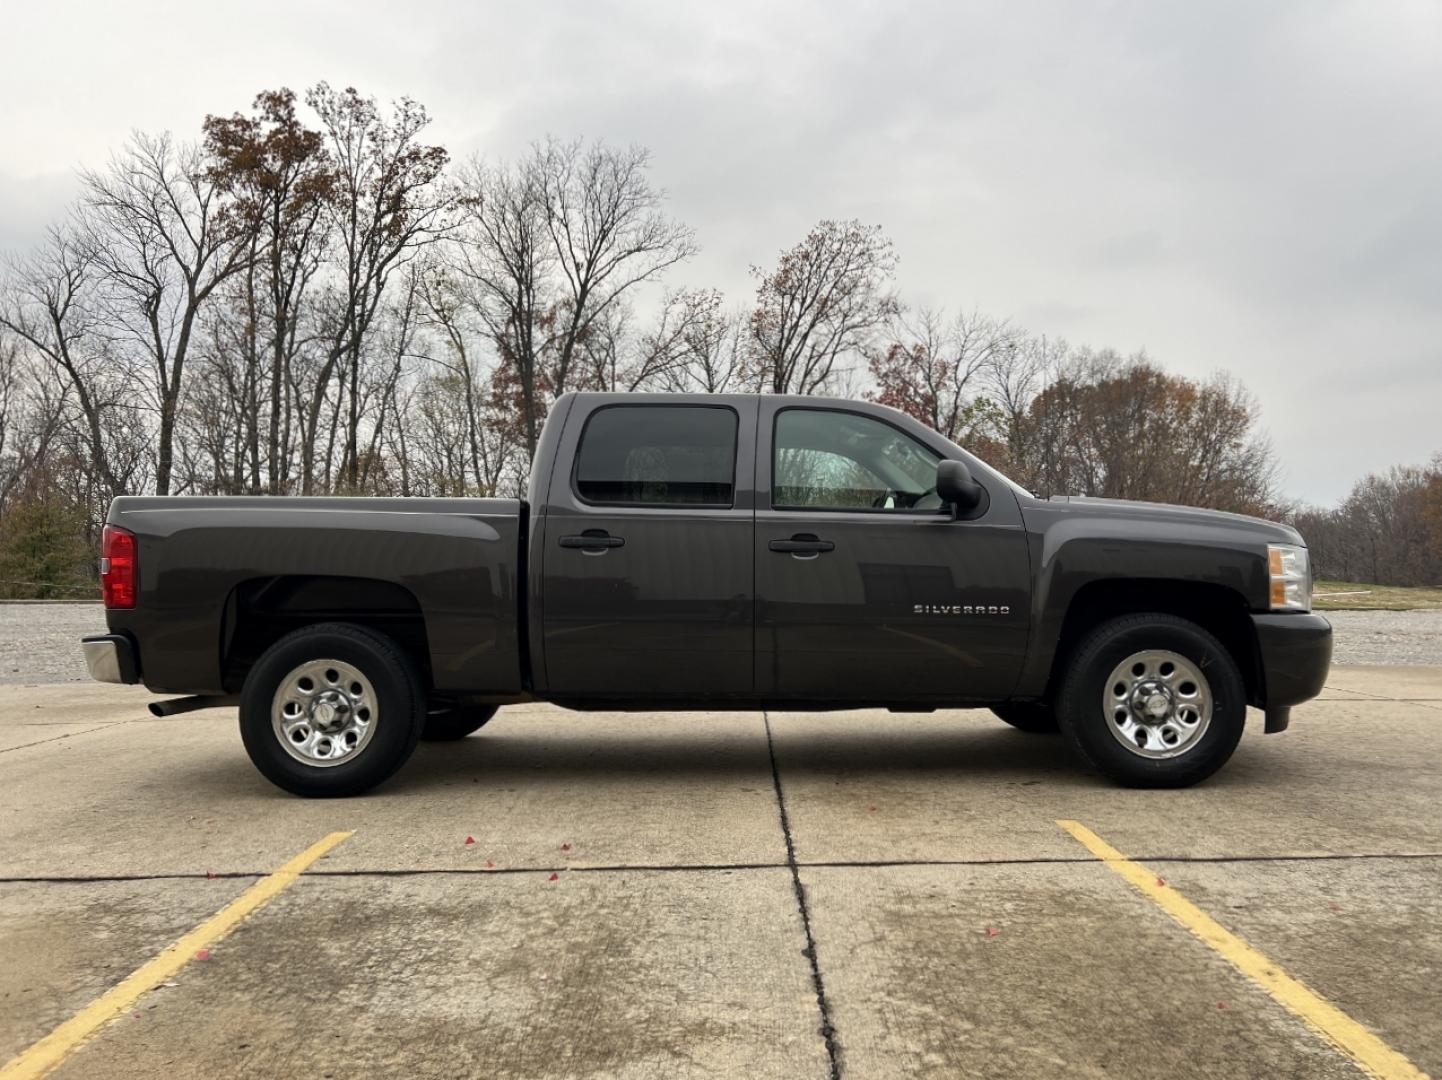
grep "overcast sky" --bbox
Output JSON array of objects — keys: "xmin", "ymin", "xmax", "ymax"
[{"xmin": 2, "ymin": 0, "xmax": 1438, "ymax": 503}]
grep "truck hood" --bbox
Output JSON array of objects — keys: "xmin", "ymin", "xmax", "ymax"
[{"xmin": 1037, "ymin": 495, "xmax": 1304, "ymax": 546}]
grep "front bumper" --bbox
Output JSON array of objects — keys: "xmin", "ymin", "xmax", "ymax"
[
  {"xmin": 81, "ymin": 633, "xmax": 140, "ymax": 684},
  {"xmin": 1251, "ymin": 612, "xmax": 1332, "ymax": 732}
]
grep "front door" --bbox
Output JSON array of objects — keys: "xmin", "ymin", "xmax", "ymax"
[
  {"xmin": 540, "ymin": 401, "xmax": 756, "ymax": 698},
  {"xmin": 755, "ymin": 404, "xmax": 1031, "ymax": 702}
]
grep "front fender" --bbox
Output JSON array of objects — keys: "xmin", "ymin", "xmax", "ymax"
[{"xmin": 1015, "ymin": 507, "xmax": 1273, "ymax": 696}]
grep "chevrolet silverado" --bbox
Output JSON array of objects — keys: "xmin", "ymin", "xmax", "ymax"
[{"xmin": 81, "ymin": 392, "xmax": 1332, "ymax": 796}]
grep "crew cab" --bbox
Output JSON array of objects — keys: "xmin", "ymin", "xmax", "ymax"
[{"xmin": 81, "ymin": 392, "xmax": 1332, "ymax": 796}]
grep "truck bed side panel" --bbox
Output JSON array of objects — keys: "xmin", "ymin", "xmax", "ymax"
[{"xmin": 106, "ymin": 497, "xmax": 523, "ymax": 695}]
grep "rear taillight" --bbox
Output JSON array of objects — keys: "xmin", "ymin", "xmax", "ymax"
[{"xmin": 101, "ymin": 525, "xmax": 137, "ymax": 609}]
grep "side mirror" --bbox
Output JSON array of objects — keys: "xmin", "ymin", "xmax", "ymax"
[{"xmin": 936, "ymin": 460, "xmax": 982, "ymax": 517}]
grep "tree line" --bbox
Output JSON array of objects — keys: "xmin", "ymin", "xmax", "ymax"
[
  {"xmin": 1292, "ymin": 464, "xmax": 1442, "ymax": 587},
  {"xmin": 0, "ymin": 85, "xmax": 1435, "ymax": 595}
]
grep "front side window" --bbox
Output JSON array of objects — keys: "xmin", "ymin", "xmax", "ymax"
[
  {"xmin": 575, "ymin": 406, "xmax": 737, "ymax": 506},
  {"xmin": 773, "ymin": 409, "xmax": 943, "ymax": 511}
]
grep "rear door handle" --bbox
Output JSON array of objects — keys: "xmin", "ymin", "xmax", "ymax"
[
  {"xmin": 769, "ymin": 534, "xmax": 835, "ymax": 557},
  {"xmin": 559, "ymin": 530, "xmax": 625, "ymax": 553}
]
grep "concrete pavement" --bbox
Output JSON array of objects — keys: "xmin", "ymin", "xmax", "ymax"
[{"xmin": 1, "ymin": 667, "xmax": 1439, "ymax": 1078}]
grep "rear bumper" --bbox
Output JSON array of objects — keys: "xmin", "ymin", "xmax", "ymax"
[
  {"xmin": 1251, "ymin": 613, "xmax": 1332, "ymax": 732},
  {"xmin": 81, "ymin": 633, "xmax": 141, "ymax": 685}
]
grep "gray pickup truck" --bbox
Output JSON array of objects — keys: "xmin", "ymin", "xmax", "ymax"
[{"xmin": 82, "ymin": 392, "xmax": 1331, "ymax": 796}]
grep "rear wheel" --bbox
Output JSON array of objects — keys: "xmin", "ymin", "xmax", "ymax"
[
  {"xmin": 239, "ymin": 622, "xmax": 425, "ymax": 797},
  {"xmin": 422, "ymin": 700, "xmax": 498, "ymax": 741},
  {"xmin": 990, "ymin": 703, "xmax": 1059, "ymax": 734},
  {"xmin": 1056, "ymin": 613, "xmax": 1245, "ymax": 787}
]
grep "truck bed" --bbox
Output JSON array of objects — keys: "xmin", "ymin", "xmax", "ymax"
[{"xmin": 104, "ymin": 496, "xmax": 527, "ymax": 696}]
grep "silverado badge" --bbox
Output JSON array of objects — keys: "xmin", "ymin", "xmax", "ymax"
[{"xmin": 914, "ymin": 604, "xmax": 1011, "ymax": 615}]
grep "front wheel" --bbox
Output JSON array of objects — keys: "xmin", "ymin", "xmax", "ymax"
[
  {"xmin": 239, "ymin": 622, "xmax": 425, "ymax": 797},
  {"xmin": 1056, "ymin": 613, "xmax": 1246, "ymax": 788}
]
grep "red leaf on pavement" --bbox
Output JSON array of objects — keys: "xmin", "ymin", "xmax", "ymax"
[
  {"xmin": 1328, "ymin": 901, "xmax": 1341, "ymax": 912},
  {"xmin": 464, "ymin": 835, "xmax": 476, "ymax": 845},
  {"xmin": 561, "ymin": 842, "xmax": 571, "ymax": 851},
  {"xmin": 548, "ymin": 872, "xmax": 559, "ymax": 882},
  {"xmin": 484, "ymin": 859, "xmax": 496, "ymax": 869},
  {"xmin": 1217, "ymin": 1001, "xmax": 1227, "ymax": 1009},
  {"xmin": 195, "ymin": 949, "xmax": 210, "ymax": 961},
  {"xmin": 868, "ymin": 805, "xmax": 877, "ymax": 812},
  {"xmin": 985, "ymin": 927, "xmax": 999, "ymax": 937},
  {"xmin": 205, "ymin": 871, "xmax": 215, "ymax": 880},
  {"xmin": 1156, "ymin": 877, "xmax": 1167, "ymax": 887}
]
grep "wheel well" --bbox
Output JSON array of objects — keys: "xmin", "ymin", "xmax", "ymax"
[
  {"xmin": 221, "ymin": 576, "xmax": 432, "ymax": 694},
  {"xmin": 1045, "ymin": 579, "xmax": 1261, "ymax": 706}
]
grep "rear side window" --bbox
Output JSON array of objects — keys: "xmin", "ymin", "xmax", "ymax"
[{"xmin": 574, "ymin": 406, "xmax": 738, "ymax": 507}]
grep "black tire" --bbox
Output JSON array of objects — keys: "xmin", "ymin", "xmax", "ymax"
[
  {"xmin": 421, "ymin": 702, "xmax": 498, "ymax": 741},
  {"xmin": 1056, "ymin": 613, "xmax": 1246, "ymax": 788},
  {"xmin": 239, "ymin": 622, "xmax": 425, "ymax": 797},
  {"xmin": 990, "ymin": 703, "xmax": 1060, "ymax": 734}
]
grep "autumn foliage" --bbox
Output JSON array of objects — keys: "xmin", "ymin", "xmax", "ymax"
[{"xmin": 0, "ymin": 84, "xmax": 1436, "ymax": 596}]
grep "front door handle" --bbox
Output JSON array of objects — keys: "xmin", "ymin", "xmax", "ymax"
[
  {"xmin": 559, "ymin": 530, "xmax": 625, "ymax": 553},
  {"xmin": 769, "ymin": 534, "xmax": 835, "ymax": 558}
]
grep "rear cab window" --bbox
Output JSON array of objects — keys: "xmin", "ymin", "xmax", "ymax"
[{"xmin": 573, "ymin": 405, "xmax": 739, "ymax": 507}]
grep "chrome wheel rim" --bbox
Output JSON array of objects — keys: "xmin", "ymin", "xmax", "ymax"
[
  {"xmin": 271, "ymin": 659, "xmax": 377, "ymax": 767},
  {"xmin": 1103, "ymin": 649, "xmax": 1212, "ymax": 759}
]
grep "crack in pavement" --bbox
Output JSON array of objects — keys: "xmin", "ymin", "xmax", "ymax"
[
  {"xmin": 765, "ymin": 709, "xmax": 843, "ymax": 1080},
  {"xmin": 4, "ymin": 850, "xmax": 1442, "ymax": 885},
  {"xmin": 0, "ymin": 724, "xmax": 124, "ymax": 754},
  {"xmin": 1318, "ymin": 684, "xmax": 1442, "ymax": 715}
]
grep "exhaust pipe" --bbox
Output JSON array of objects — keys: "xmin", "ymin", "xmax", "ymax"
[{"xmin": 148, "ymin": 694, "xmax": 238, "ymax": 717}]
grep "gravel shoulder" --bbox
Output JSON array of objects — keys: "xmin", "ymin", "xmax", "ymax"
[
  {"xmin": 1314, "ymin": 609, "xmax": 1442, "ymax": 665},
  {"xmin": 2, "ymin": 603, "xmax": 1437, "ymax": 685},
  {"xmin": 0, "ymin": 604, "xmax": 108, "ymax": 685}
]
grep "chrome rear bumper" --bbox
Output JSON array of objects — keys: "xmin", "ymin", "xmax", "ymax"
[{"xmin": 81, "ymin": 634, "xmax": 140, "ymax": 684}]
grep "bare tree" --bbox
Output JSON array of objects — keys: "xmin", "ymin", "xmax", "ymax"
[
  {"xmin": 449, "ymin": 154, "xmax": 554, "ymax": 457},
  {"xmin": 413, "ymin": 262, "xmax": 517, "ymax": 494},
  {"xmin": 0, "ymin": 331, "xmax": 26, "ymax": 511},
  {"xmin": 537, "ymin": 138, "xmax": 697, "ymax": 395},
  {"xmin": 748, "ymin": 219, "xmax": 899, "ymax": 395},
  {"xmin": 1425, "ymin": 457, "xmax": 1442, "ymax": 571},
  {"xmin": 867, "ymin": 307, "xmax": 1018, "ymax": 450},
  {"xmin": 351, "ymin": 266, "xmax": 425, "ymax": 491},
  {"xmin": 0, "ymin": 225, "xmax": 139, "ymax": 497},
  {"xmin": 181, "ymin": 308, "xmax": 253, "ymax": 492},
  {"xmin": 14, "ymin": 84, "xmax": 1402, "ymax": 596},
  {"xmin": 302, "ymin": 83, "xmax": 449, "ymax": 492},
  {"xmin": 573, "ymin": 301, "xmax": 635, "ymax": 392},
  {"xmin": 1295, "ymin": 463, "xmax": 1442, "ymax": 586},
  {"xmin": 80, "ymin": 132, "xmax": 251, "ymax": 494},
  {"xmin": 983, "ymin": 332, "xmax": 1068, "ymax": 475},
  {"xmin": 637, "ymin": 288, "xmax": 745, "ymax": 394},
  {"xmin": 203, "ymin": 88, "xmax": 334, "ymax": 492},
  {"xmin": 451, "ymin": 140, "xmax": 694, "ymax": 459}
]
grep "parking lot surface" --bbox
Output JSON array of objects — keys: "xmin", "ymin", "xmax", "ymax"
[{"xmin": 1, "ymin": 667, "xmax": 1439, "ymax": 1078}]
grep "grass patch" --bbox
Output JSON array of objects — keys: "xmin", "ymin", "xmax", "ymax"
[{"xmin": 1312, "ymin": 581, "xmax": 1442, "ymax": 611}]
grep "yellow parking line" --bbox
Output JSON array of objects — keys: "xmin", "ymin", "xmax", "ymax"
[
  {"xmin": 0, "ymin": 831, "xmax": 353, "ymax": 1080},
  {"xmin": 1058, "ymin": 820, "xmax": 1429, "ymax": 1080}
]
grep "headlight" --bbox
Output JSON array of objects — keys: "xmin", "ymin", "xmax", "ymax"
[{"xmin": 1267, "ymin": 544, "xmax": 1311, "ymax": 612}]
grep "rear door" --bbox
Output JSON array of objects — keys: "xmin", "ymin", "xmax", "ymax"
[
  {"xmin": 539, "ymin": 399, "xmax": 757, "ymax": 698},
  {"xmin": 755, "ymin": 402, "xmax": 1031, "ymax": 702}
]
